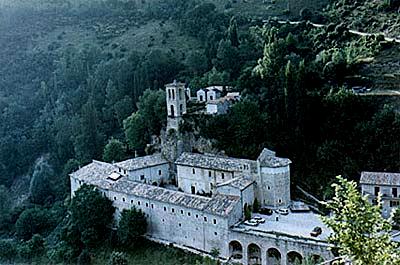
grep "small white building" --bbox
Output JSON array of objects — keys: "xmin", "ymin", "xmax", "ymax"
[
  {"xmin": 197, "ymin": 89, "xmax": 207, "ymax": 102},
  {"xmin": 360, "ymin": 171, "xmax": 400, "ymax": 218},
  {"xmin": 206, "ymin": 98, "xmax": 230, "ymax": 115}
]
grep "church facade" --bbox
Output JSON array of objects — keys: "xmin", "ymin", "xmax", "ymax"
[{"xmin": 70, "ymin": 82, "xmax": 333, "ymax": 265}]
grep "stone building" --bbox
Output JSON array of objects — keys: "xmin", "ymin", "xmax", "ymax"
[
  {"xmin": 196, "ymin": 86, "xmax": 224, "ymax": 102},
  {"xmin": 70, "ymin": 81, "xmax": 334, "ymax": 265},
  {"xmin": 360, "ymin": 171, "xmax": 400, "ymax": 218},
  {"xmin": 166, "ymin": 80, "xmax": 187, "ymax": 131}
]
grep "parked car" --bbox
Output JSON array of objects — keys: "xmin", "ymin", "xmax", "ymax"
[
  {"xmin": 244, "ymin": 220, "xmax": 259, "ymax": 226},
  {"xmin": 310, "ymin": 226, "xmax": 322, "ymax": 237},
  {"xmin": 277, "ymin": 208, "xmax": 289, "ymax": 215},
  {"xmin": 259, "ymin": 207, "xmax": 273, "ymax": 215},
  {"xmin": 252, "ymin": 216, "xmax": 266, "ymax": 223}
]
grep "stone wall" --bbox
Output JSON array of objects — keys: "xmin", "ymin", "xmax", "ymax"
[
  {"xmin": 126, "ymin": 164, "xmax": 169, "ymax": 185},
  {"xmin": 227, "ymin": 229, "xmax": 333, "ymax": 265},
  {"xmin": 258, "ymin": 165, "xmax": 291, "ymax": 208},
  {"xmin": 177, "ymin": 164, "xmax": 235, "ymax": 194},
  {"xmin": 106, "ymin": 188, "xmax": 231, "ymax": 255}
]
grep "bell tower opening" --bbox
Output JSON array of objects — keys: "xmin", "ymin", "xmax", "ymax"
[{"xmin": 165, "ymin": 80, "xmax": 187, "ymax": 131}]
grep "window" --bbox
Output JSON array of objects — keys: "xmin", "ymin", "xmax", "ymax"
[
  {"xmin": 168, "ymin": 89, "xmax": 171, "ymax": 100},
  {"xmin": 140, "ymin": 175, "xmax": 145, "ymax": 181},
  {"xmin": 164, "ymin": 207, "xmax": 167, "ymax": 211},
  {"xmin": 214, "ymin": 232, "xmax": 217, "ymax": 236},
  {"xmin": 393, "ymin": 188, "xmax": 398, "ymax": 198},
  {"xmin": 122, "ymin": 198, "xmax": 125, "ymax": 202},
  {"xmin": 210, "ymin": 96, "xmax": 213, "ymax": 100},
  {"xmin": 114, "ymin": 197, "xmax": 117, "ymax": 201},
  {"xmin": 159, "ymin": 170, "xmax": 162, "ymax": 175},
  {"xmin": 146, "ymin": 203, "xmax": 149, "ymax": 207},
  {"xmin": 181, "ymin": 210, "xmax": 184, "ymax": 214},
  {"xmin": 375, "ymin": 187, "xmax": 380, "ymax": 196},
  {"xmin": 124, "ymin": 170, "xmax": 127, "ymax": 175},
  {"xmin": 192, "ymin": 168, "xmax": 195, "ymax": 174},
  {"xmin": 179, "ymin": 223, "xmax": 182, "ymax": 227},
  {"xmin": 390, "ymin": 201, "xmax": 400, "ymax": 207},
  {"xmin": 204, "ymin": 217, "xmax": 207, "ymax": 222},
  {"xmin": 196, "ymin": 214, "xmax": 199, "ymax": 218},
  {"xmin": 162, "ymin": 219, "xmax": 165, "ymax": 222},
  {"xmin": 131, "ymin": 200, "xmax": 133, "ymax": 204},
  {"xmin": 151, "ymin": 204, "xmax": 154, "ymax": 209},
  {"xmin": 172, "ymin": 208, "xmax": 175, "ymax": 213},
  {"xmin": 138, "ymin": 201, "xmax": 141, "ymax": 206},
  {"xmin": 278, "ymin": 199, "xmax": 282, "ymax": 203},
  {"xmin": 118, "ymin": 168, "xmax": 121, "ymax": 173},
  {"xmin": 188, "ymin": 212, "xmax": 191, "ymax": 217},
  {"xmin": 209, "ymin": 171, "xmax": 212, "ymax": 177},
  {"xmin": 221, "ymin": 173, "xmax": 225, "ymax": 180},
  {"xmin": 267, "ymin": 186, "xmax": 271, "ymax": 190},
  {"xmin": 213, "ymin": 219, "xmax": 217, "ymax": 224}
]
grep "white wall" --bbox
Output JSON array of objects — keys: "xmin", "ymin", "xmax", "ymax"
[
  {"xmin": 108, "ymin": 189, "xmax": 230, "ymax": 255},
  {"xmin": 197, "ymin": 90, "xmax": 206, "ymax": 102},
  {"xmin": 258, "ymin": 165, "xmax": 291, "ymax": 208},
  {"xmin": 126, "ymin": 164, "xmax": 169, "ymax": 185},
  {"xmin": 177, "ymin": 165, "xmax": 234, "ymax": 194}
]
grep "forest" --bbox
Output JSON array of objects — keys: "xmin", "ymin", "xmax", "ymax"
[{"xmin": 0, "ymin": 0, "xmax": 399, "ymax": 264}]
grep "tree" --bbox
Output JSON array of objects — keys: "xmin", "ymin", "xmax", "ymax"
[
  {"xmin": 103, "ymin": 138, "xmax": 126, "ymax": 163},
  {"xmin": 0, "ymin": 240, "xmax": 17, "ymax": 262},
  {"xmin": 0, "ymin": 185, "xmax": 11, "ymax": 229},
  {"xmin": 15, "ymin": 207, "xmax": 55, "ymax": 240},
  {"xmin": 123, "ymin": 112, "xmax": 147, "ymax": 153},
  {"xmin": 322, "ymin": 176, "xmax": 400, "ymax": 264},
  {"xmin": 227, "ymin": 16, "xmax": 239, "ymax": 47},
  {"xmin": 117, "ymin": 207, "xmax": 147, "ymax": 246},
  {"xmin": 70, "ymin": 184, "xmax": 115, "ymax": 248}
]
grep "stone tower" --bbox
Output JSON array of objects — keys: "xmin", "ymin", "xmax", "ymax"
[
  {"xmin": 166, "ymin": 80, "xmax": 187, "ymax": 131},
  {"xmin": 256, "ymin": 148, "xmax": 292, "ymax": 208}
]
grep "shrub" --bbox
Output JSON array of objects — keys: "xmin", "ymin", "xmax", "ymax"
[
  {"xmin": 108, "ymin": 251, "xmax": 128, "ymax": 265},
  {"xmin": 0, "ymin": 240, "xmax": 17, "ymax": 261}
]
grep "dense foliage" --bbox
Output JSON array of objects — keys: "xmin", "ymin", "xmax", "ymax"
[
  {"xmin": 0, "ymin": 0, "xmax": 399, "ymax": 263},
  {"xmin": 117, "ymin": 207, "xmax": 147, "ymax": 246}
]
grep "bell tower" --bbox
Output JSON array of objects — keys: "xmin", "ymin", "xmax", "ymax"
[{"xmin": 166, "ymin": 80, "xmax": 187, "ymax": 131}]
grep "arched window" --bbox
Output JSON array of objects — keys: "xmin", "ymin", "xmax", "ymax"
[{"xmin": 170, "ymin": 105, "xmax": 175, "ymax": 117}]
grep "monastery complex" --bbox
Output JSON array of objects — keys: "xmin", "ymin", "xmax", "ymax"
[{"xmin": 70, "ymin": 81, "xmax": 336, "ymax": 265}]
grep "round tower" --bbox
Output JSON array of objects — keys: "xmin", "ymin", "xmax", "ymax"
[
  {"xmin": 256, "ymin": 148, "xmax": 291, "ymax": 208},
  {"xmin": 165, "ymin": 80, "xmax": 187, "ymax": 131}
]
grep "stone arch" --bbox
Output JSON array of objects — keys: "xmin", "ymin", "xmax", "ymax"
[
  {"xmin": 229, "ymin": 240, "xmax": 243, "ymax": 260},
  {"xmin": 287, "ymin": 251, "xmax": 303, "ymax": 264},
  {"xmin": 248, "ymin": 243, "xmax": 262, "ymax": 265},
  {"xmin": 267, "ymin": 248, "xmax": 281, "ymax": 265}
]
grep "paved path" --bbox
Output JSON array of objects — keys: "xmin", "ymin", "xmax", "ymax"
[{"xmin": 264, "ymin": 19, "xmax": 400, "ymax": 44}]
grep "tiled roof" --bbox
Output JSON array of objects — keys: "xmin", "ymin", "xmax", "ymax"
[
  {"xmin": 360, "ymin": 171, "xmax": 400, "ymax": 186},
  {"xmin": 217, "ymin": 176, "xmax": 255, "ymax": 191},
  {"xmin": 70, "ymin": 161, "xmax": 240, "ymax": 217},
  {"xmin": 257, "ymin": 148, "xmax": 291, "ymax": 168},
  {"xmin": 176, "ymin": 152, "xmax": 254, "ymax": 172},
  {"xmin": 115, "ymin": 153, "xmax": 168, "ymax": 171}
]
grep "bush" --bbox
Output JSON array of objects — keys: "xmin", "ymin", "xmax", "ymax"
[
  {"xmin": 0, "ymin": 240, "xmax": 17, "ymax": 261},
  {"xmin": 15, "ymin": 207, "xmax": 55, "ymax": 240},
  {"xmin": 108, "ymin": 251, "xmax": 128, "ymax": 265},
  {"xmin": 77, "ymin": 249, "xmax": 91, "ymax": 265},
  {"xmin": 18, "ymin": 234, "xmax": 46, "ymax": 260}
]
